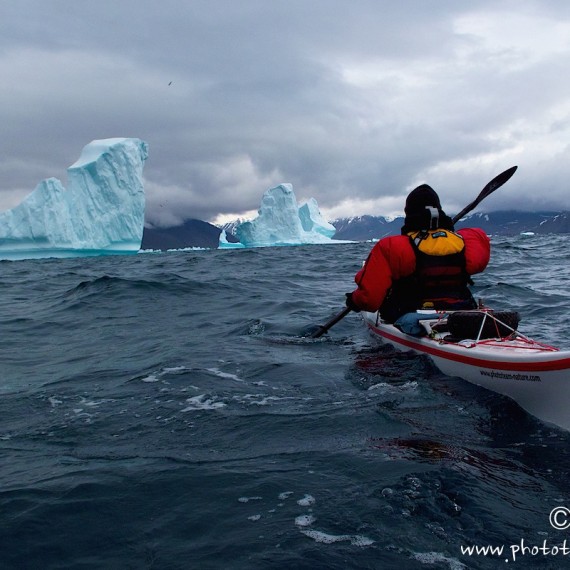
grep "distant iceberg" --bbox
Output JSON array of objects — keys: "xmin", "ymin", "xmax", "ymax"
[
  {"xmin": 298, "ymin": 198, "xmax": 336, "ymax": 239},
  {"xmin": 219, "ymin": 183, "xmax": 341, "ymax": 248},
  {"xmin": 218, "ymin": 229, "xmax": 245, "ymax": 248},
  {"xmin": 0, "ymin": 138, "xmax": 148, "ymax": 260}
]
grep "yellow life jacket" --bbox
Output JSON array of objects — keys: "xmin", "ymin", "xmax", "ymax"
[
  {"xmin": 407, "ymin": 229, "xmax": 465, "ymax": 256},
  {"xmin": 379, "ymin": 228, "xmax": 476, "ymax": 322}
]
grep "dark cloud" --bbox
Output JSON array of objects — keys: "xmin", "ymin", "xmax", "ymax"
[{"xmin": 1, "ymin": 1, "xmax": 569, "ymax": 226}]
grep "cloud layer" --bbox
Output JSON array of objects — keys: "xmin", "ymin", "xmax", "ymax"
[{"xmin": 1, "ymin": 0, "xmax": 569, "ymax": 227}]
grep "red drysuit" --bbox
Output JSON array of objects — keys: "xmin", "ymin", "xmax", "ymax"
[{"xmin": 350, "ymin": 228, "xmax": 490, "ymax": 314}]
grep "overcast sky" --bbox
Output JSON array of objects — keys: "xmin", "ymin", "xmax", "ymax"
[{"xmin": 1, "ymin": 0, "xmax": 569, "ymax": 227}]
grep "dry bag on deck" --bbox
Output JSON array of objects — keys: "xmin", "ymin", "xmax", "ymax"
[{"xmin": 447, "ymin": 310, "xmax": 520, "ymax": 340}]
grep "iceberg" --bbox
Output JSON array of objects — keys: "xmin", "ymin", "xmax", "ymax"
[
  {"xmin": 0, "ymin": 138, "xmax": 148, "ymax": 260},
  {"xmin": 218, "ymin": 229, "xmax": 245, "ymax": 248},
  {"xmin": 298, "ymin": 197, "xmax": 336, "ymax": 239},
  {"xmin": 219, "ymin": 183, "xmax": 339, "ymax": 248}
]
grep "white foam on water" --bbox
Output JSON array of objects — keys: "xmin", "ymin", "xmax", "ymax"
[
  {"xmin": 278, "ymin": 492, "xmax": 293, "ymax": 500},
  {"xmin": 247, "ymin": 396, "xmax": 281, "ymax": 406},
  {"xmin": 236, "ymin": 394, "xmax": 294, "ymax": 406},
  {"xmin": 300, "ymin": 530, "xmax": 374, "ymax": 547},
  {"xmin": 247, "ymin": 515, "xmax": 261, "ymax": 521},
  {"xmin": 71, "ymin": 409, "xmax": 95, "ymax": 424},
  {"xmin": 141, "ymin": 366, "xmax": 192, "ymax": 383},
  {"xmin": 368, "ymin": 381, "xmax": 418, "ymax": 392},
  {"xmin": 413, "ymin": 552, "xmax": 466, "ymax": 569},
  {"xmin": 295, "ymin": 514, "xmax": 316, "ymax": 527},
  {"xmin": 181, "ymin": 395, "xmax": 226, "ymax": 412},
  {"xmin": 48, "ymin": 397, "xmax": 63, "ymax": 407},
  {"xmin": 80, "ymin": 397, "xmax": 112, "ymax": 408},
  {"xmin": 238, "ymin": 496, "xmax": 263, "ymax": 503},
  {"xmin": 297, "ymin": 494, "xmax": 316, "ymax": 507},
  {"xmin": 206, "ymin": 368, "xmax": 245, "ymax": 383},
  {"xmin": 162, "ymin": 366, "xmax": 190, "ymax": 374},
  {"xmin": 351, "ymin": 535, "xmax": 375, "ymax": 547},
  {"xmin": 141, "ymin": 374, "xmax": 160, "ymax": 383}
]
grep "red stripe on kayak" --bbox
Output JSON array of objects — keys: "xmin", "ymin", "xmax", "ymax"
[{"xmin": 367, "ymin": 323, "xmax": 570, "ymax": 372}]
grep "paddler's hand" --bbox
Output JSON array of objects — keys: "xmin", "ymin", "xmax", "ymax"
[{"xmin": 345, "ymin": 292, "xmax": 361, "ymax": 313}]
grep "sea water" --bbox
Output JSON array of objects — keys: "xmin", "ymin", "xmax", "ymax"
[{"xmin": 0, "ymin": 235, "xmax": 569, "ymax": 569}]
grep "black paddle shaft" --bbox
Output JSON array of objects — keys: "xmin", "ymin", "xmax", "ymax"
[{"xmin": 309, "ymin": 166, "xmax": 518, "ymax": 338}]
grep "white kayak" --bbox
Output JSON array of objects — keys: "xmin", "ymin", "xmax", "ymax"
[{"xmin": 361, "ymin": 309, "xmax": 570, "ymax": 431}]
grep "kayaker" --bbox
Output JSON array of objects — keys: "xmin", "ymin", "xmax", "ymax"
[{"xmin": 345, "ymin": 184, "xmax": 490, "ymax": 322}]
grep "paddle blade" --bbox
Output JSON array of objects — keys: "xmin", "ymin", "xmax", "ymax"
[
  {"xmin": 480, "ymin": 165, "xmax": 518, "ymax": 200},
  {"xmin": 309, "ymin": 307, "xmax": 352, "ymax": 338},
  {"xmin": 452, "ymin": 166, "xmax": 517, "ymax": 223}
]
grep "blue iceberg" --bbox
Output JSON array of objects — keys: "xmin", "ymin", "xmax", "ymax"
[
  {"xmin": 219, "ymin": 183, "xmax": 339, "ymax": 248},
  {"xmin": 218, "ymin": 229, "xmax": 245, "ymax": 248},
  {"xmin": 298, "ymin": 197, "xmax": 336, "ymax": 239},
  {"xmin": 0, "ymin": 138, "xmax": 148, "ymax": 260}
]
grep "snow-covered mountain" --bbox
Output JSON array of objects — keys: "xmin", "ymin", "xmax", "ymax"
[
  {"xmin": 331, "ymin": 211, "xmax": 570, "ymax": 241},
  {"xmin": 142, "ymin": 210, "xmax": 569, "ymax": 250}
]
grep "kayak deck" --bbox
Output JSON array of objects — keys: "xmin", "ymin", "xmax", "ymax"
[{"xmin": 361, "ymin": 309, "xmax": 570, "ymax": 430}]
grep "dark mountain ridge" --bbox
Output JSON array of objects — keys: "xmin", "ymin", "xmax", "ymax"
[
  {"xmin": 141, "ymin": 219, "xmax": 239, "ymax": 251},
  {"xmin": 141, "ymin": 210, "xmax": 569, "ymax": 250}
]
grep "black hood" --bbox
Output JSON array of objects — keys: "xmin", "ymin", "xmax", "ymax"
[{"xmin": 401, "ymin": 184, "xmax": 454, "ymax": 234}]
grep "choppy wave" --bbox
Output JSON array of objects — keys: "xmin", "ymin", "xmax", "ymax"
[{"xmin": 0, "ymin": 235, "xmax": 569, "ymax": 569}]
